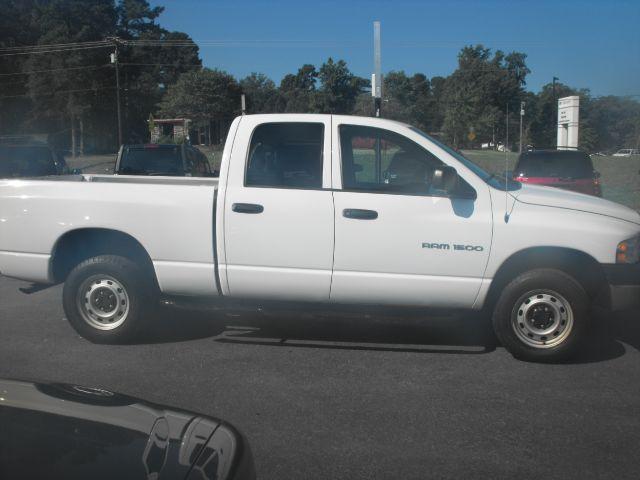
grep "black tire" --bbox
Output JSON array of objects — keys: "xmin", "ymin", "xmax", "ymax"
[
  {"xmin": 62, "ymin": 255, "xmax": 155, "ymax": 344},
  {"xmin": 492, "ymin": 268, "xmax": 589, "ymax": 362}
]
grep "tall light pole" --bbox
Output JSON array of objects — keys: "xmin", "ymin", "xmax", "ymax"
[
  {"xmin": 552, "ymin": 76, "xmax": 559, "ymax": 149},
  {"xmin": 519, "ymin": 101, "xmax": 525, "ymax": 153},
  {"xmin": 108, "ymin": 37, "xmax": 123, "ymax": 147},
  {"xmin": 372, "ymin": 21, "xmax": 382, "ymax": 117}
]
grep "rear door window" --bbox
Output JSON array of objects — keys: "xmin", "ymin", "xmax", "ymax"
[{"xmin": 245, "ymin": 123, "xmax": 324, "ymax": 189}]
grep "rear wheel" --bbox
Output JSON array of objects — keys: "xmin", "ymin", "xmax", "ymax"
[
  {"xmin": 63, "ymin": 255, "xmax": 155, "ymax": 344},
  {"xmin": 492, "ymin": 268, "xmax": 589, "ymax": 362}
]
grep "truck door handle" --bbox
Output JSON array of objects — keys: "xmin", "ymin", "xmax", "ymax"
[
  {"xmin": 343, "ymin": 208, "xmax": 378, "ymax": 220},
  {"xmin": 232, "ymin": 203, "xmax": 264, "ymax": 214}
]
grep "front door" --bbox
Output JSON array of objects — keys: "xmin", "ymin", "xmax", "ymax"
[
  {"xmin": 223, "ymin": 116, "xmax": 334, "ymax": 301},
  {"xmin": 330, "ymin": 120, "xmax": 492, "ymax": 308}
]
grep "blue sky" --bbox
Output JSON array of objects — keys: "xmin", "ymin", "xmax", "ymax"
[{"xmin": 151, "ymin": 0, "xmax": 639, "ymax": 96}]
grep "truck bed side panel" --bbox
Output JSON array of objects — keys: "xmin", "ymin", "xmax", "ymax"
[{"xmin": 0, "ymin": 178, "xmax": 219, "ymax": 296}]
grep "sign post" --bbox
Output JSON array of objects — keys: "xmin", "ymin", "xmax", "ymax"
[
  {"xmin": 372, "ymin": 21, "xmax": 382, "ymax": 117},
  {"xmin": 519, "ymin": 101, "xmax": 525, "ymax": 153}
]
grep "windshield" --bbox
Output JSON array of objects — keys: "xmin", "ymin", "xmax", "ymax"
[
  {"xmin": 0, "ymin": 146, "xmax": 56, "ymax": 178},
  {"xmin": 410, "ymin": 127, "xmax": 521, "ymax": 190},
  {"xmin": 515, "ymin": 151, "xmax": 594, "ymax": 178},
  {"xmin": 118, "ymin": 146, "xmax": 182, "ymax": 175}
]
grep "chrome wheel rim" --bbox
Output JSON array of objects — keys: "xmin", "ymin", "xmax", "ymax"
[
  {"xmin": 76, "ymin": 275, "xmax": 130, "ymax": 330},
  {"xmin": 511, "ymin": 290, "xmax": 574, "ymax": 349}
]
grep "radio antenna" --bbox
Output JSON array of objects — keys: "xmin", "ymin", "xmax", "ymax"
[{"xmin": 504, "ymin": 104, "xmax": 510, "ymax": 223}]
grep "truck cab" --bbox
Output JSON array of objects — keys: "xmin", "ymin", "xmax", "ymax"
[{"xmin": 221, "ymin": 115, "xmax": 493, "ymax": 308}]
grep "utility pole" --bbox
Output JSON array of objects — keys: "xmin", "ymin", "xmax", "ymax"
[
  {"xmin": 372, "ymin": 21, "xmax": 382, "ymax": 118},
  {"xmin": 492, "ymin": 123, "xmax": 496, "ymax": 150},
  {"xmin": 552, "ymin": 76, "xmax": 559, "ymax": 149},
  {"xmin": 241, "ymin": 93, "xmax": 246, "ymax": 115},
  {"xmin": 519, "ymin": 101, "xmax": 525, "ymax": 153},
  {"xmin": 505, "ymin": 104, "xmax": 509, "ymax": 155},
  {"xmin": 108, "ymin": 37, "xmax": 123, "ymax": 147}
]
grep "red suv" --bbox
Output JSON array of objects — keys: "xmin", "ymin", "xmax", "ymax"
[{"xmin": 513, "ymin": 149, "xmax": 602, "ymax": 197}]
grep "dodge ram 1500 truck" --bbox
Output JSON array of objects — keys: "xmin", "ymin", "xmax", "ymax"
[{"xmin": 1, "ymin": 114, "xmax": 639, "ymax": 362}]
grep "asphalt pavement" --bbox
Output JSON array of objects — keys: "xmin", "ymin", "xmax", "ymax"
[{"xmin": 1, "ymin": 276, "xmax": 639, "ymax": 479}]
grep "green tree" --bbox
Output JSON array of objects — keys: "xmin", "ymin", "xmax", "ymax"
[
  {"xmin": 115, "ymin": 0, "xmax": 201, "ymax": 144},
  {"xmin": 2, "ymin": 0, "xmax": 200, "ymax": 151},
  {"xmin": 278, "ymin": 64, "xmax": 318, "ymax": 112},
  {"xmin": 0, "ymin": 1, "xmax": 43, "ymax": 134},
  {"xmin": 585, "ymin": 95, "xmax": 640, "ymax": 151},
  {"xmin": 316, "ymin": 58, "xmax": 367, "ymax": 114},
  {"xmin": 23, "ymin": 0, "xmax": 118, "ymax": 154},
  {"xmin": 158, "ymin": 68, "xmax": 240, "ymax": 129},
  {"xmin": 441, "ymin": 45, "xmax": 530, "ymax": 148},
  {"xmin": 382, "ymin": 71, "xmax": 438, "ymax": 132},
  {"xmin": 352, "ymin": 93, "xmax": 374, "ymax": 117},
  {"xmin": 240, "ymin": 73, "xmax": 278, "ymax": 113}
]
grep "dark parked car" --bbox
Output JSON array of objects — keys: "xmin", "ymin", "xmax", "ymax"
[
  {"xmin": 0, "ymin": 144, "xmax": 70, "ymax": 178},
  {"xmin": 0, "ymin": 378, "xmax": 255, "ymax": 480},
  {"xmin": 115, "ymin": 144, "xmax": 217, "ymax": 177},
  {"xmin": 512, "ymin": 149, "xmax": 602, "ymax": 197}
]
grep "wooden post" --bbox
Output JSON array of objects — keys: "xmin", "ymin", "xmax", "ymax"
[
  {"xmin": 70, "ymin": 116, "xmax": 77, "ymax": 158},
  {"xmin": 79, "ymin": 116, "xmax": 84, "ymax": 156}
]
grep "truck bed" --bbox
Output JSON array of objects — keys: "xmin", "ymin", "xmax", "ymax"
[{"xmin": 0, "ymin": 175, "xmax": 220, "ymax": 296}]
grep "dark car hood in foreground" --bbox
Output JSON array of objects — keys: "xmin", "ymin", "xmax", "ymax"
[{"xmin": 0, "ymin": 379, "xmax": 254, "ymax": 480}]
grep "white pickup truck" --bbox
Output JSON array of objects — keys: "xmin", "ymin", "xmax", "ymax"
[{"xmin": 1, "ymin": 114, "xmax": 639, "ymax": 362}]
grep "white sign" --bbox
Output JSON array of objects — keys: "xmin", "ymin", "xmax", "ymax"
[
  {"xmin": 557, "ymin": 96, "xmax": 579, "ymax": 149},
  {"xmin": 371, "ymin": 73, "xmax": 382, "ymax": 98}
]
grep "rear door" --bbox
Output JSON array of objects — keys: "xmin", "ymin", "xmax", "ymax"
[
  {"xmin": 330, "ymin": 118, "xmax": 492, "ymax": 308},
  {"xmin": 222, "ymin": 115, "xmax": 334, "ymax": 301}
]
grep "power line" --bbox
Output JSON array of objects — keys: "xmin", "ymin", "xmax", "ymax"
[
  {"xmin": 0, "ymin": 85, "xmax": 115, "ymax": 100},
  {"xmin": 119, "ymin": 62, "xmax": 202, "ymax": 67},
  {"xmin": 0, "ymin": 44, "xmax": 112, "ymax": 57},
  {"xmin": 0, "ymin": 64, "xmax": 111, "ymax": 77},
  {"xmin": 0, "ymin": 40, "xmax": 110, "ymax": 52},
  {"xmin": 0, "ymin": 62, "xmax": 200, "ymax": 80}
]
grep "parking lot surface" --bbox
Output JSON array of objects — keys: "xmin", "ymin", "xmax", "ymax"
[{"xmin": 1, "ymin": 276, "xmax": 640, "ymax": 479}]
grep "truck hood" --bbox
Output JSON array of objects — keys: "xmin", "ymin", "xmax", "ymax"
[{"xmin": 511, "ymin": 184, "xmax": 640, "ymax": 225}]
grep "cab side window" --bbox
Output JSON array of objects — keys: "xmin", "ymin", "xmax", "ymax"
[
  {"xmin": 245, "ymin": 123, "xmax": 324, "ymax": 189},
  {"xmin": 339, "ymin": 125, "xmax": 444, "ymax": 195}
]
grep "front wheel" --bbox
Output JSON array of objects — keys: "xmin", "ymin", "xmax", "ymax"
[
  {"xmin": 492, "ymin": 268, "xmax": 589, "ymax": 362},
  {"xmin": 63, "ymin": 255, "xmax": 155, "ymax": 344}
]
